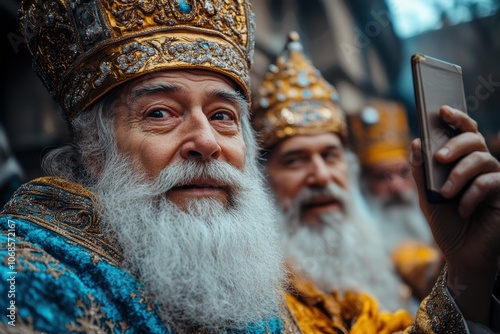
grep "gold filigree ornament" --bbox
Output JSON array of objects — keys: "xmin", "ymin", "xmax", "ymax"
[
  {"xmin": 19, "ymin": 0, "xmax": 256, "ymax": 121},
  {"xmin": 252, "ymin": 31, "xmax": 347, "ymax": 150}
]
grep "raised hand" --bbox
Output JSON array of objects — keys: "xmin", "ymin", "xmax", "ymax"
[{"xmin": 411, "ymin": 105, "xmax": 500, "ymax": 325}]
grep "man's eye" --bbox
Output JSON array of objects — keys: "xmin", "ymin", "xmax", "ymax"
[
  {"xmin": 323, "ymin": 152, "xmax": 339, "ymax": 162},
  {"xmin": 211, "ymin": 112, "xmax": 233, "ymax": 121},
  {"xmin": 399, "ymin": 167, "xmax": 412, "ymax": 178},
  {"xmin": 283, "ymin": 157, "xmax": 305, "ymax": 167},
  {"xmin": 149, "ymin": 110, "xmax": 170, "ymax": 118}
]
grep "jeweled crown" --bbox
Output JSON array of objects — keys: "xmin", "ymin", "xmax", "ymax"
[
  {"xmin": 349, "ymin": 99, "xmax": 411, "ymax": 166},
  {"xmin": 251, "ymin": 31, "xmax": 347, "ymax": 150},
  {"xmin": 19, "ymin": 0, "xmax": 255, "ymax": 120}
]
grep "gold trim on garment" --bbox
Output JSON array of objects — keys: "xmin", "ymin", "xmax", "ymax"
[{"xmin": 1, "ymin": 176, "xmax": 123, "ymax": 266}]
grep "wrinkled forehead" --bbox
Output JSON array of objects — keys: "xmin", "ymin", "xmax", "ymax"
[
  {"xmin": 273, "ymin": 132, "xmax": 345, "ymax": 155},
  {"xmin": 115, "ymin": 69, "xmax": 243, "ymax": 100}
]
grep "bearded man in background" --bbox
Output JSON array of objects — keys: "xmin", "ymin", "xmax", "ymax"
[
  {"xmin": 349, "ymin": 100, "xmax": 443, "ymax": 301},
  {"xmin": 252, "ymin": 32, "xmax": 415, "ymax": 331}
]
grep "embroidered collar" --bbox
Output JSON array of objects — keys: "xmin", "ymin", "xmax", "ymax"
[{"xmin": 1, "ymin": 176, "xmax": 123, "ymax": 266}]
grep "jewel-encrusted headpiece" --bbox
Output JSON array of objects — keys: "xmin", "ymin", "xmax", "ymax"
[
  {"xmin": 349, "ymin": 99, "xmax": 411, "ymax": 166},
  {"xmin": 19, "ymin": 0, "xmax": 255, "ymax": 121},
  {"xmin": 252, "ymin": 31, "xmax": 347, "ymax": 150}
]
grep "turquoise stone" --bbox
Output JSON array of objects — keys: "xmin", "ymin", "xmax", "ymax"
[
  {"xmin": 302, "ymin": 89, "xmax": 312, "ymax": 99},
  {"xmin": 176, "ymin": 0, "xmax": 192, "ymax": 13},
  {"xmin": 259, "ymin": 98, "xmax": 270, "ymax": 108},
  {"xmin": 297, "ymin": 71, "xmax": 309, "ymax": 87}
]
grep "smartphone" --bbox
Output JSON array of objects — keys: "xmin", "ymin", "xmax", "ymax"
[{"xmin": 411, "ymin": 53, "xmax": 467, "ymax": 203}]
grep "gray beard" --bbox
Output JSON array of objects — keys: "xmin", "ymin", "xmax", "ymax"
[
  {"xmin": 365, "ymin": 189, "xmax": 434, "ymax": 256},
  {"xmin": 278, "ymin": 182, "xmax": 410, "ymax": 312},
  {"xmin": 92, "ymin": 154, "xmax": 285, "ymax": 331}
]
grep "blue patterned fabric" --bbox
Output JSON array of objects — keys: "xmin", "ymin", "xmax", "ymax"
[{"xmin": 0, "ymin": 177, "xmax": 286, "ymax": 333}]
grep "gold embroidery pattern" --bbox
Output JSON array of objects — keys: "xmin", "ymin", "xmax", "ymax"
[
  {"xmin": 1, "ymin": 234, "xmax": 70, "ymax": 280},
  {"xmin": 1, "ymin": 177, "xmax": 123, "ymax": 266},
  {"xmin": 0, "ymin": 316, "xmax": 40, "ymax": 333},
  {"xmin": 130, "ymin": 289, "xmax": 155, "ymax": 313},
  {"xmin": 408, "ymin": 265, "xmax": 466, "ymax": 333},
  {"xmin": 66, "ymin": 293, "xmax": 130, "ymax": 333}
]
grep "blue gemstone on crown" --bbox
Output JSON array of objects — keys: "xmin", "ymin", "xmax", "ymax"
[
  {"xmin": 298, "ymin": 71, "xmax": 309, "ymax": 87},
  {"xmin": 176, "ymin": 0, "xmax": 192, "ymax": 13},
  {"xmin": 260, "ymin": 98, "xmax": 270, "ymax": 108}
]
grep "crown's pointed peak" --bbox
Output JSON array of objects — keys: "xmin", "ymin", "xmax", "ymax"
[{"xmin": 252, "ymin": 31, "xmax": 347, "ymax": 149}]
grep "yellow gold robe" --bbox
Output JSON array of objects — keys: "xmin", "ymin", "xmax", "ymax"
[{"xmin": 283, "ymin": 266, "xmax": 472, "ymax": 333}]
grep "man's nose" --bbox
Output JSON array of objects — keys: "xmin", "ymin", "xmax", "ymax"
[
  {"xmin": 180, "ymin": 111, "xmax": 221, "ymax": 161},
  {"xmin": 385, "ymin": 173, "xmax": 411, "ymax": 195},
  {"xmin": 307, "ymin": 156, "xmax": 330, "ymax": 187}
]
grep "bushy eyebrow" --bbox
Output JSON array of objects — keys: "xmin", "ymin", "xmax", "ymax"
[
  {"xmin": 131, "ymin": 83, "xmax": 178, "ymax": 98},
  {"xmin": 211, "ymin": 89, "xmax": 248, "ymax": 113},
  {"xmin": 131, "ymin": 84, "xmax": 245, "ymax": 106}
]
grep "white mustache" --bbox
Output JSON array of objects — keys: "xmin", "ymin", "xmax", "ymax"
[{"xmin": 141, "ymin": 159, "xmax": 249, "ymax": 197}]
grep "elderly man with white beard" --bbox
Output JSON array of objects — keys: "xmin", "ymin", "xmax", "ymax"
[
  {"xmin": 252, "ymin": 31, "xmax": 414, "ymax": 326},
  {"xmin": 2, "ymin": 2, "xmax": 500, "ymax": 334},
  {"xmin": 349, "ymin": 100, "xmax": 444, "ymax": 302},
  {"xmin": 0, "ymin": 1, "xmax": 290, "ymax": 332},
  {"xmin": 349, "ymin": 99, "xmax": 435, "ymax": 253},
  {"xmin": 252, "ymin": 31, "xmax": 500, "ymax": 333}
]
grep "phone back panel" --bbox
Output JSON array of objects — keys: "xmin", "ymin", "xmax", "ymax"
[{"xmin": 411, "ymin": 54, "xmax": 467, "ymax": 195}]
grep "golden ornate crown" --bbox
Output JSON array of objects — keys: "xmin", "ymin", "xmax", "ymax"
[
  {"xmin": 251, "ymin": 31, "xmax": 347, "ymax": 150},
  {"xmin": 19, "ymin": 0, "xmax": 255, "ymax": 120},
  {"xmin": 348, "ymin": 99, "xmax": 411, "ymax": 166}
]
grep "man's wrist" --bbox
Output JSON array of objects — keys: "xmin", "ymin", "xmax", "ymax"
[{"xmin": 446, "ymin": 260, "xmax": 497, "ymax": 326}]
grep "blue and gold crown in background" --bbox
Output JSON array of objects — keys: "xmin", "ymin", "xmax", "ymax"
[
  {"xmin": 19, "ymin": 0, "xmax": 255, "ymax": 120},
  {"xmin": 252, "ymin": 31, "xmax": 347, "ymax": 150}
]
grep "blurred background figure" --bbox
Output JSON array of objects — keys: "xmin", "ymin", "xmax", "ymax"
[
  {"xmin": 349, "ymin": 99, "xmax": 444, "ymax": 301},
  {"xmin": 253, "ymin": 32, "xmax": 413, "ymax": 316},
  {"xmin": 348, "ymin": 98, "xmax": 434, "ymax": 254},
  {"xmin": 0, "ymin": 124, "xmax": 24, "ymax": 208}
]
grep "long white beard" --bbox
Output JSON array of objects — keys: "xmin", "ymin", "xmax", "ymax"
[
  {"xmin": 92, "ymin": 155, "xmax": 285, "ymax": 331},
  {"xmin": 278, "ymin": 182, "xmax": 410, "ymax": 312},
  {"xmin": 364, "ymin": 189, "xmax": 435, "ymax": 256}
]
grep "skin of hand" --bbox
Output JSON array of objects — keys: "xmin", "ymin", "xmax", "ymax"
[{"xmin": 411, "ymin": 105, "xmax": 500, "ymax": 325}]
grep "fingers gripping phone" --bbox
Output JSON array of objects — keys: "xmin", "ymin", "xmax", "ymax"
[{"xmin": 411, "ymin": 54, "xmax": 467, "ymax": 203}]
